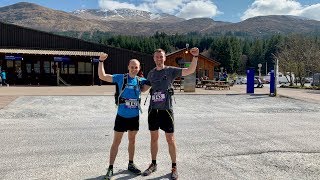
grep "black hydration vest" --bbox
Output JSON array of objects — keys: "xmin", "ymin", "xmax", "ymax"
[{"xmin": 114, "ymin": 74, "xmax": 141, "ymax": 105}]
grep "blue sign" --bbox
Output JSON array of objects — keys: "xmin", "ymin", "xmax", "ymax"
[
  {"xmin": 54, "ymin": 56, "xmax": 70, "ymax": 62},
  {"xmin": 92, "ymin": 58, "xmax": 100, "ymax": 63},
  {"xmin": 5, "ymin": 55, "xmax": 23, "ymax": 60}
]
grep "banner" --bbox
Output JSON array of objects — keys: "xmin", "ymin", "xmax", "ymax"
[
  {"xmin": 54, "ymin": 56, "xmax": 70, "ymax": 62},
  {"xmin": 5, "ymin": 55, "xmax": 23, "ymax": 60},
  {"xmin": 92, "ymin": 58, "xmax": 100, "ymax": 63}
]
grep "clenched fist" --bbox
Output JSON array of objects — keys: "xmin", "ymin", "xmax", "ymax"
[
  {"xmin": 190, "ymin": 47, "xmax": 199, "ymax": 57},
  {"xmin": 99, "ymin": 53, "xmax": 108, "ymax": 62}
]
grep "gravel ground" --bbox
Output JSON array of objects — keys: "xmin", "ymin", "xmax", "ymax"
[{"xmin": 0, "ymin": 95, "xmax": 320, "ymax": 180}]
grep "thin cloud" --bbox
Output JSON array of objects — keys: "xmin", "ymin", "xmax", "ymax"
[
  {"xmin": 241, "ymin": 0, "xmax": 320, "ymax": 21},
  {"xmin": 139, "ymin": 0, "xmax": 183, "ymax": 14},
  {"xmin": 176, "ymin": 0, "xmax": 221, "ymax": 19},
  {"xmin": 300, "ymin": 4, "xmax": 320, "ymax": 21},
  {"xmin": 98, "ymin": 0, "xmax": 221, "ymax": 19},
  {"xmin": 98, "ymin": 0, "xmax": 141, "ymax": 10}
]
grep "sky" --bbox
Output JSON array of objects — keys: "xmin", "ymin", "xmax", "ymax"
[{"xmin": 0, "ymin": 0, "xmax": 320, "ymax": 22}]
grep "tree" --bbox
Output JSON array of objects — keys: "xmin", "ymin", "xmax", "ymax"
[{"xmin": 276, "ymin": 35, "xmax": 320, "ymax": 87}]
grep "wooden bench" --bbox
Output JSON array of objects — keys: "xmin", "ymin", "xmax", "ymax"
[
  {"xmin": 205, "ymin": 83, "xmax": 219, "ymax": 90},
  {"xmin": 205, "ymin": 83, "xmax": 230, "ymax": 90},
  {"xmin": 217, "ymin": 84, "xmax": 230, "ymax": 90}
]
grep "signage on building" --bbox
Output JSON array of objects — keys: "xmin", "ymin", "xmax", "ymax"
[
  {"xmin": 92, "ymin": 58, "xmax": 100, "ymax": 63},
  {"xmin": 54, "ymin": 56, "xmax": 70, "ymax": 62},
  {"xmin": 5, "ymin": 55, "xmax": 23, "ymax": 60}
]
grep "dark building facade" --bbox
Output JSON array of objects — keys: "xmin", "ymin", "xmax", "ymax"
[{"xmin": 0, "ymin": 22, "xmax": 153, "ymax": 85}]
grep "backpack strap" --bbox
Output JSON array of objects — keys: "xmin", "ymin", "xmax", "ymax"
[
  {"xmin": 121, "ymin": 74, "xmax": 128, "ymax": 92},
  {"xmin": 135, "ymin": 76, "xmax": 143, "ymax": 113},
  {"xmin": 117, "ymin": 74, "xmax": 128, "ymax": 105}
]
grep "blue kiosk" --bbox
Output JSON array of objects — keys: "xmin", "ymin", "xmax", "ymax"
[{"xmin": 246, "ymin": 68, "xmax": 255, "ymax": 94}]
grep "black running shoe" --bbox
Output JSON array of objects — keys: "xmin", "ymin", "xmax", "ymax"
[
  {"xmin": 104, "ymin": 168, "xmax": 113, "ymax": 180},
  {"xmin": 128, "ymin": 163, "xmax": 142, "ymax": 175},
  {"xmin": 171, "ymin": 167, "xmax": 178, "ymax": 180},
  {"xmin": 142, "ymin": 163, "xmax": 157, "ymax": 176}
]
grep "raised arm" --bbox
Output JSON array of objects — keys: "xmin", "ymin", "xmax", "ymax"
[
  {"xmin": 98, "ymin": 53, "xmax": 113, "ymax": 82},
  {"xmin": 182, "ymin": 47, "xmax": 199, "ymax": 76}
]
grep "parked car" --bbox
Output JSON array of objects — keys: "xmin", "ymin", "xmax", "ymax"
[
  {"xmin": 264, "ymin": 72, "xmax": 295, "ymax": 84},
  {"xmin": 235, "ymin": 77, "xmax": 247, "ymax": 84},
  {"xmin": 263, "ymin": 75, "xmax": 270, "ymax": 84}
]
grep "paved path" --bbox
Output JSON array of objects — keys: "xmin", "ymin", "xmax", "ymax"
[
  {"xmin": 1, "ymin": 85, "xmax": 319, "ymax": 179},
  {"xmin": 0, "ymin": 95, "xmax": 319, "ymax": 180},
  {"xmin": 277, "ymin": 87, "xmax": 320, "ymax": 104},
  {"xmin": 0, "ymin": 85, "xmax": 319, "ymax": 107},
  {"xmin": 0, "ymin": 96, "xmax": 18, "ymax": 109}
]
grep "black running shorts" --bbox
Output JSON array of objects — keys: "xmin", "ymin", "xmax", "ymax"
[
  {"xmin": 114, "ymin": 114, "xmax": 139, "ymax": 132},
  {"xmin": 148, "ymin": 109, "xmax": 174, "ymax": 133}
]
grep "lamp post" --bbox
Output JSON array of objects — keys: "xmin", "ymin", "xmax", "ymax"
[
  {"xmin": 91, "ymin": 57, "xmax": 94, "ymax": 86},
  {"xmin": 265, "ymin": 62, "xmax": 268, "ymax": 76},
  {"xmin": 258, "ymin": 63, "xmax": 262, "ymax": 79}
]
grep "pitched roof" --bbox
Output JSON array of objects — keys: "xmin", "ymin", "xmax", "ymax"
[
  {"xmin": 0, "ymin": 48, "xmax": 103, "ymax": 56},
  {"xmin": 166, "ymin": 48, "xmax": 220, "ymax": 65}
]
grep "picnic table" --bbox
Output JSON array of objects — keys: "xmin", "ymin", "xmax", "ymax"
[{"xmin": 203, "ymin": 80, "xmax": 231, "ymax": 90}]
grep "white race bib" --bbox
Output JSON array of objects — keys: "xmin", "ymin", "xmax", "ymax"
[
  {"xmin": 151, "ymin": 91, "xmax": 166, "ymax": 103},
  {"xmin": 125, "ymin": 99, "xmax": 139, "ymax": 109}
]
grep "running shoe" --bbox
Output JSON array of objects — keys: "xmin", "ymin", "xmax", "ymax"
[
  {"xmin": 104, "ymin": 168, "xmax": 113, "ymax": 180},
  {"xmin": 171, "ymin": 167, "xmax": 178, "ymax": 180},
  {"xmin": 128, "ymin": 163, "xmax": 142, "ymax": 175},
  {"xmin": 142, "ymin": 163, "xmax": 157, "ymax": 176}
]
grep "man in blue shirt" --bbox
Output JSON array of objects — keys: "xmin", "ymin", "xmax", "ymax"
[
  {"xmin": 98, "ymin": 53, "xmax": 146, "ymax": 180},
  {"xmin": 1, "ymin": 70, "xmax": 8, "ymax": 87}
]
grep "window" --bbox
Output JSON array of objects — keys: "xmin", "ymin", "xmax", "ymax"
[
  {"xmin": 78, "ymin": 62, "xmax": 92, "ymax": 74},
  {"xmin": 34, "ymin": 61, "xmax": 40, "ymax": 73},
  {"xmin": 43, "ymin": 61, "xmax": 50, "ymax": 74},
  {"xmin": 205, "ymin": 70, "xmax": 209, "ymax": 77},
  {"xmin": 15, "ymin": 61, "xmax": 21, "ymax": 70},
  {"xmin": 61, "ymin": 62, "xmax": 68, "ymax": 74},
  {"xmin": 51, "ymin": 62, "xmax": 56, "ymax": 74},
  {"xmin": 69, "ymin": 64, "xmax": 75, "ymax": 74},
  {"xmin": 7, "ymin": 60, "xmax": 13, "ymax": 68},
  {"xmin": 26, "ymin": 64, "xmax": 32, "ymax": 73}
]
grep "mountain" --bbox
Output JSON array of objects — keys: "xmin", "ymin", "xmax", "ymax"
[
  {"xmin": 0, "ymin": 2, "xmax": 320, "ymax": 37},
  {"xmin": 207, "ymin": 15, "xmax": 320, "ymax": 37},
  {"xmin": 0, "ymin": 2, "xmax": 110, "ymax": 32},
  {"xmin": 72, "ymin": 8, "xmax": 185, "ymax": 23}
]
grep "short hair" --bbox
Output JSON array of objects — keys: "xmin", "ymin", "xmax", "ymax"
[
  {"xmin": 154, "ymin": 48, "xmax": 166, "ymax": 55},
  {"xmin": 129, "ymin": 59, "xmax": 140, "ymax": 65}
]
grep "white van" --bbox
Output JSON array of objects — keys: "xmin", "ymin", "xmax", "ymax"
[
  {"xmin": 264, "ymin": 72, "xmax": 295, "ymax": 84},
  {"xmin": 278, "ymin": 73, "xmax": 289, "ymax": 84},
  {"xmin": 235, "ymin": 77, "xmax": 247, "ymax": 84}
]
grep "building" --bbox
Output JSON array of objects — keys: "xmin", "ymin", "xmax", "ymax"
[
  {"xmin": 0, "ymin": 21, "xmax": 153, "ymax": 85},
  {"xmin": 165, "ymin": 48, "xmax": 220, "ymax": 80}
]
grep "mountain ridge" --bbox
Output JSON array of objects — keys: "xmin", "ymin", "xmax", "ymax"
[{"xmin": 0, "ymin": 2, "xmax": 320, "ymax": 37}]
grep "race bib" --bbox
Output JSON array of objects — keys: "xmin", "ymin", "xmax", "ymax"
[
  {"xmin": 125, "ymin": 99, "xmax": 139, "ymax": 109},
  {"xmin": 151, "ymin": 91, "xmax": 166, "ymax": 103}
]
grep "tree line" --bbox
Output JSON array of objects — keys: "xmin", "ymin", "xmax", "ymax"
[{"xmin": 57, "ymin": 31, "xmax": 320, "ymax": 86}]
